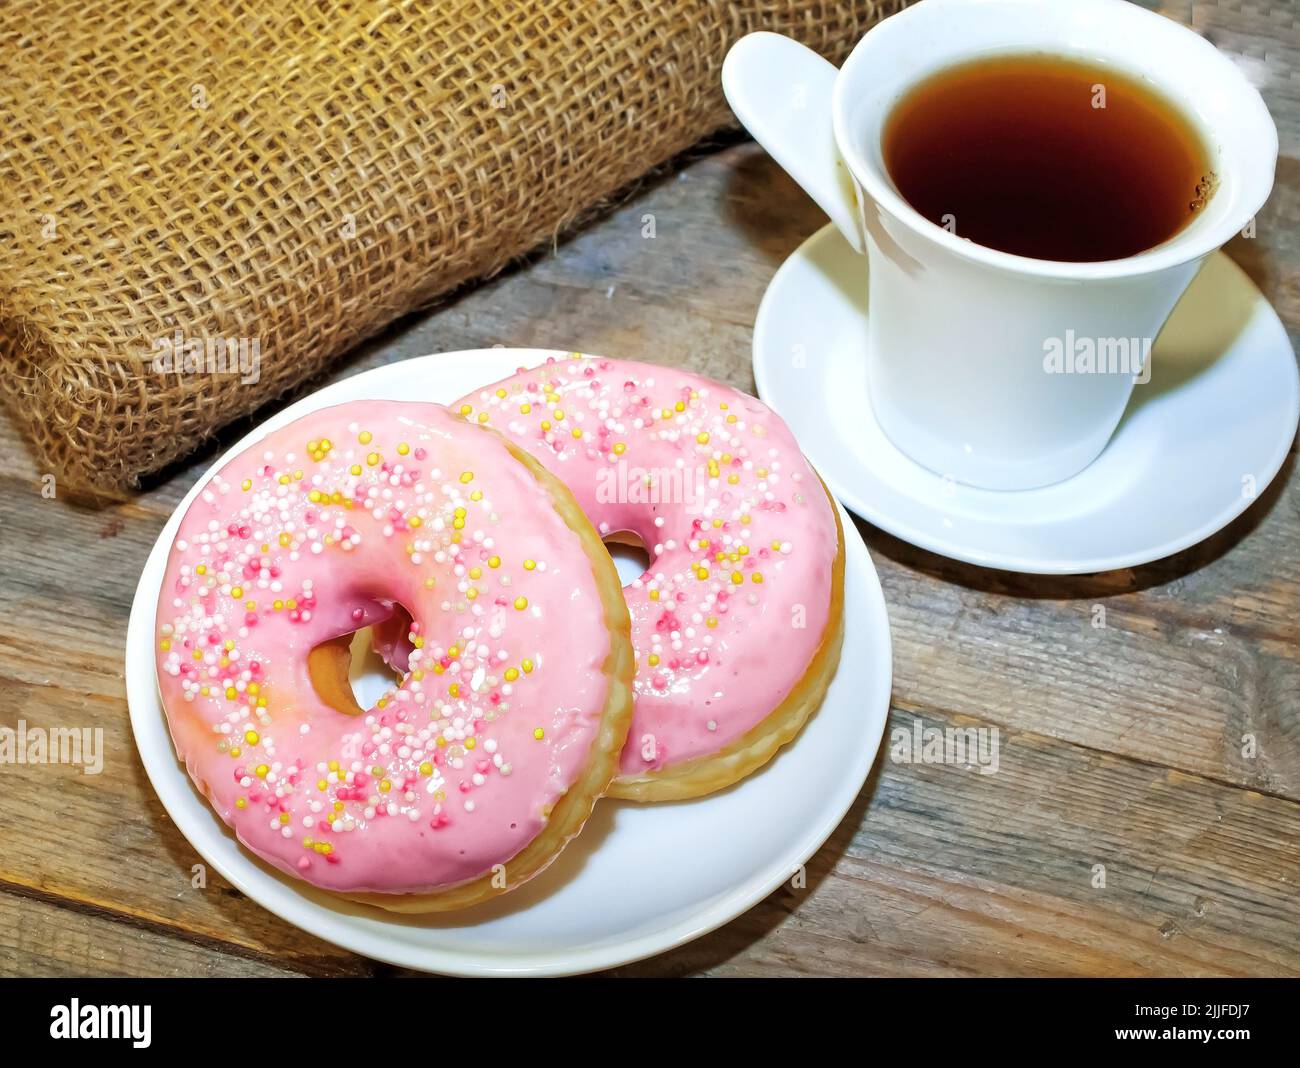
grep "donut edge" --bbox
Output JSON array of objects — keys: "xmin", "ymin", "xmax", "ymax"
[
  {"xmin": 338, "ymin": 431, "xmax": 635, "ymax": 913},
  {"xmin": 606, "ymin": 475, "xmax": 846, "ymax": 803}
]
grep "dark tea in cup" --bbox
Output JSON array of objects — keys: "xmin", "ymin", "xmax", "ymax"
[{"xmin": 881, "ymin": 53, "xmax": 1215, "ymax": 262}]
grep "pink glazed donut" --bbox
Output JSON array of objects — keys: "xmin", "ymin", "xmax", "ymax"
[
  {"xmin": 154, "ymin": 400, "xmax": 633, "ymax": 911},
  {"xmin": 455, "ymin": 355, "xmax": 845, "ymax": 801}
]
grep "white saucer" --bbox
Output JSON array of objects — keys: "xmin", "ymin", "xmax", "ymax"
[
  {"xmin": 125, "ymin": 348, "xmax": 892, "ymax": 976},
  {"xmin": 754, "ymin": 225, "xmax": 1300, "ymax": 574}
]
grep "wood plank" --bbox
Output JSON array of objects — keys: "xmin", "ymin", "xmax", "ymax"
[
  {"xmin": 0, "ymin": 889, "xmax": 306, "ymax": 977},
  {"xmin": 605, "ymin": 706, "xmax": 1300, "ymax": 977}
]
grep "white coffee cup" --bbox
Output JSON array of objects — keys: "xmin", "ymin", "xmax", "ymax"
[{"xmin": 723, "ymin": 0, "xmax": 1277, "ymax": 490}]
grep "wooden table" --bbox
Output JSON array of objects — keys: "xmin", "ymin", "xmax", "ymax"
[{"xmin": 1, "ymin": 3, "xmax": 1296, "ymax": 977}]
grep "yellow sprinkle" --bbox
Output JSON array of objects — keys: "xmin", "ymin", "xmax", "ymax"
[
  {"xmin": 522, "ymin": 659, "xmax": 534, "ymax": 673},
  {"xmin": 465, "ymin": 737, "xmax": 476, "ymax": 750},
  {"xmin": 367, "ymin": 452, "xmax": 380, "ymax": 466},
  {"xmin": 514, "ymin": 596, "xmax": 528, "ymax": 611},
  {"xmin": 488, "ymin": 555, "xmax": 501, "ymax": 568},
  {"xmin": 317, "ymin": 779, "xmax": 328, "ymax": 791},
  {"xmin": 648, "ymin": 589, "xmax": 659, "ymax": 601},
  {"xmin": 255, "ymin": 764, "xmax": 269, "ymax": 778},
  {"xmin": 571, "ymin": 427, "xmax": 583, "ymax": 439},
  {"xmin": 379, "ymin": 780, "xmax": 392, "ymax": 793},
  {"xmin": 648, "ymin": 653, "xmax": 660, "ymax": 667},
  {"xmin": 731, "ymin": 571, "xmax": 743, "ymax": 585},
  {"xmin": 358, "ymin": 430, "xmax": 372, "ymax": 444},
  {"xmin": 675, "ymin": 401, "xmax": 686, "ymax": 412},
  {"xmin": 350, "ymin": 464, "xmax": 362, "ymax": 476},
  {"xmin": 523, "ymin": 559, "xmax": 536, "ymax": 570},
  {"xmin": 466, "ymin": 587, "xmax": 478, "ymax": 600},
  {"xmin": 533, "ymin": 728, "xmax": 545, "ymax": 741},
  {"xmin": 159, "ymin": 639, "xmax": 171, "ymax": 652},
  {"xmin": 195, "ymin": 564, "xmax": 206, "ymax": 576},
  {"xmin": 504, "ymin": 668, "xmax": 519, "ymax": 682},
  {"xmin": 460, "ymin": 470, "xmax": 474, "ymax": 484},
  {"xmin": 449, "ymin": 683, "xmax": 460, "ymax": 698},
  {"xmin": 470, "ymin": 490, "xmax": 483, "ymax": 501},
  {"xmin": 419, "ymin": 762, "xmax": 433, "ymax": 777},
  {"xmin": 241, "ymin": 479, "xmax": 252, "ymax": 491},
  {"xmin": 409, "ymin": 515, "xmax": 422, "ymax": 528},
  {"xmin": 520, "ymin": 403, "xmax": 532, "ymax": 414},
  {"xmin": 613, "ymin": 442, "xmax": 626, "ymax": 456},
  {"xmin": 541, "ymin": 420, "xmax": 551, "ymax": 431},
  {"xmin": 225, "ymin": 686, "xmax": 237, "ymax": 700},
  {"xmin": 697, "ymin": 432, "xmax": 710, "ymax": 445},
  {"xmin": 752, "ymin": 572, "xmax": 764, "ymax": 583},
  {"xmin": 397, "ymin": 442, "xmax": 409, "ymax": 455},
  {"xmin": 476, "ymin": 412, "xmax": 489, "ymax": 424},
  {"xmin": 228, "ymin": 746, "xmax": 239, "ymax": 757},
  {"xmin": 245, "ymin": 730, "xmax": 259, "ymax": 745},
  {"xmin": 458, "ymin": 404, "xmax": 472, "ymax": 417},
  {"xmin": 235, "ymin": 797, "xmax": 247, "ymax": 809}
]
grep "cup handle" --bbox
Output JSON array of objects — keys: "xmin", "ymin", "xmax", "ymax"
[{"xmin": 722, "ymin": 32, "xmax": 865, "ymax": 254}]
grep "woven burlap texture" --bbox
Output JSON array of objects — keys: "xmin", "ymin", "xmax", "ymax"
[{"xmin": 0, "ymin": 0, "xmax": 898, "ymax": 492}]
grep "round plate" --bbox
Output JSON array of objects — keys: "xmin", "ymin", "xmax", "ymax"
[
  {"xmin": 753, "ymin": 224, "xmax": 1300, "ymax": 574},
  {"xmin": 125, "ymin": 348, "xmax": 892, "ymax": 976}
]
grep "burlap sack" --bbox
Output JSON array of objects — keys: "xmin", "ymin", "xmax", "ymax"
[{"xmin": 0, "ymin": 0, "xmax": 897, "ymax": 493}]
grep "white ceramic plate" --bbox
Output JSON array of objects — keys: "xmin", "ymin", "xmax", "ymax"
[
  {"xmin": 125, "ymin": 348, "xmax": 892, "ymax": 976},
  {"xmin": 754, "ymin": 225, "xmax": 1300, "ymax": 574}
]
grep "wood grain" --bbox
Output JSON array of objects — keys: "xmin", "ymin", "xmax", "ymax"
[{"xmin": 0, "ymin": 1, "xmax": 1296, "ymax": 977}]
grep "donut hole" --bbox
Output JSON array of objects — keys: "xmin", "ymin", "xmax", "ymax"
[
  {"xmin": 603, "ymin": 530, "xmax": 651, "ymax": 586},
  {"xmin": 308, "ymin": 605, "xmax": 413, "ymax": 717}
]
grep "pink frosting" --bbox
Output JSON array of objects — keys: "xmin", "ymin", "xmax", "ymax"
[
  {"xmin": 154, "ymin": 401, "xmax": 617, "ymax": 895},
  {"xmin": 456, "ymin": 356, "xmax": 837, "ymax": 776}
]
